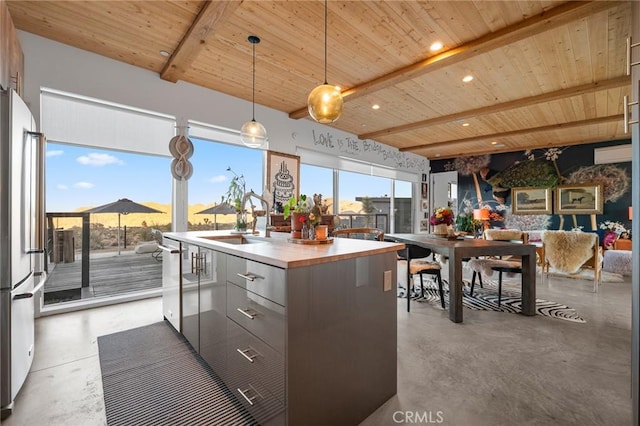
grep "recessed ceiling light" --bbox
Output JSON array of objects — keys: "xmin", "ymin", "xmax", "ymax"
[
  {"xmin": 361, "ymin": 123, "xmax": 367, "ymax": 127},
  {"xmin": 430, "ymin": 42, "xmax": 443, "ymax": 52},
  {"xmin": 493, "ymin": 143, "xmax": 506, "ymax": 148},
  {"xmin": 462, "ymin": 122, "xmax": 470, "ymax": 127},
  {"xmin": 462, "ymin": 75, "xmax": 474, "ymax": 83},
  {"xmin": 435, "ymin": 154, "xmax": 441, "ymax": 157},
  {"xmin": 372, "ymin": 104, "xmax": 380, "ymax": 110},
  {"xmin": 491, "ymin": 141, "xmax": 498, "ymax": 145},
  {"xmin": 160, "ymin": 50, "xmax": 170, "ymax": 57}
]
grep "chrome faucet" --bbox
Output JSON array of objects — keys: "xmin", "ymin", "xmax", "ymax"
[{"xmin": 241, "ymin": 190, "xmax": 271, "ymax": 237}]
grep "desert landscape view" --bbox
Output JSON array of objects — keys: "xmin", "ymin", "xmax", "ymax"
[{"xmin": 48, "ymin": 198, "xmax": 367, "ymax": 254}]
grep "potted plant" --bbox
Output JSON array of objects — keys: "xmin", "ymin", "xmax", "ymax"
[
  {"xmin": 283, "ymin": 195, "xmax": 314, "ymax": 238},
  {"xmin": 221, "ymin": 167, "xmax": 247, "ymax": 231}
]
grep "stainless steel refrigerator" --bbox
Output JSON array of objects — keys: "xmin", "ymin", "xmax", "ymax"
[{"xmin": 0, "ymin": 89, "xmax": 45, "ymax": 419}]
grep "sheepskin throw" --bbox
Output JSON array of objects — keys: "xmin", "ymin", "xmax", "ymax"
[
  {"xmin": 467, "ymin": 258, "xmax": 522, "ymax": 277},
  {"xmin": 541, "ymin": 231, "xmax": 597, "ymax": 274},
  {"xmin": 484, "ymin": 229, "xmax": 525, "ymax": 242}
]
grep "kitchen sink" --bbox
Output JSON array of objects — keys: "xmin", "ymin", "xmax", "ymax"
[{"xmin": 200, "ymin": 235, "xmax": 268, "ymax": 245}]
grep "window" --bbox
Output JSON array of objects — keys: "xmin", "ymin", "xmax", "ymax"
[
  {"xmin": 300, "ymin": 163, "xmax": 334, "ymax": 211},
  {"xmin": 393, "ymin": 180, "xmax": 413, "ymax": 233},
  {"xmin": 187, "ymin": 138, "xmax": 263, "ymax": 231},
  {"xmin": 337, "ymin": 170, "xmax": 392, "ymax": 231}
]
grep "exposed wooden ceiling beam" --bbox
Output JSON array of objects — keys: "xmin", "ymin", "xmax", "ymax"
[
  {"xmin": 400, "ymin": 115, "xmax": 622, "ymax": 153},
  {"xmin": 431, "ymin": 136, "xmax": 630, "ymax": 160},
  {"xmin": 360, "ymin": 76, "xmax": 630, "ymax": 140},
  {"xmin": 160, "ymin": 0, "xmax": 242, "ymax": 83},
  {"xmin": 288, "ymin": 1, "xmax": 621, "ymax": 120}
]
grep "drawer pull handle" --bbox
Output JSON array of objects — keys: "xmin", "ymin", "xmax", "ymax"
[
  {"xmin": 237, "ymin": 347, "xmax": 260, "ymax": 363},
  {"xmin": 237, "ymin": 387, "xmax": 260, "ymax": 406},
  {"xmin": 237, "ymin": 308, "xmax": 257, "ymax": 320},
  {"xmin": 237, "ymin": 272, "xmax": 257, "ymax": 281}
]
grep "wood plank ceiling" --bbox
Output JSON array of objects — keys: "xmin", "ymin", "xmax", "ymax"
[{"xmin": 6, "ymin": 0, "xmax": 633, "ymax": 159}]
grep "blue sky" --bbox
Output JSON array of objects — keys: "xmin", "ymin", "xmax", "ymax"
[{"xmin": 46, "ymin": 139, "xmax": 410, "ymax": 212}]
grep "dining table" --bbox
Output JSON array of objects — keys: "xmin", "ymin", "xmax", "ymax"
[{"xmin": 385, "ymin": 233, "xmax": 537, "ymax": 323}]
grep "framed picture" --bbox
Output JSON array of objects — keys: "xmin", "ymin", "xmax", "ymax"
[
  {"xmin": 266, "ymin": 151, "xmax": 300, "ymax": 210},
  {"xmin": 555, "ymin": 183, "xmax": 603, "ymax": 214},
  {"xmin": 421, "ymin": 182, "xmax": 428, "ymax": 199},
  {"xmin": 511, "ymin": 187, "xmax": 552, "ymax": 215},
  {"xmin": 419, "ymin": 219, "xmax": 429, "ymax": 231},
  {"xmin": 421, "ymin": 173, "xmax": 428, "ymax": 182},
  {"xmin": 421, "ymin": 200, "xmax": 429, "ymax": 210}
]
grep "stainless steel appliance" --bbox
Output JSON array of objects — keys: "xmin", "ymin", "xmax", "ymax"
[
  {"xmin": 1, "ymin": 89, "xmax": 45, "ymax": 419},
  {"xmin": 160, "ymin": 236, "xmax": 182, "ymax": 332}
]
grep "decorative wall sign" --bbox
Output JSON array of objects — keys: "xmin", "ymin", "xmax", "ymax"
[
  {"xmin": 511, "ymin": 187, "xmax": 552, "ymax": 215},
  {"xmin": 555, "ymin": 183, "xmax": 604, "ymax": 214},
  {"xmin": 266, "ymin": 151, "xmax": 300, "ymax": 210},
  {"xmin": 310, "ymin": 129, "xmax": 428, "ymax": 173}
]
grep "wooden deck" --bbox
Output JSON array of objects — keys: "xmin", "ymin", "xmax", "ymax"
[{"xmin": 44, "ymin": 253, "xmax": 162, "ymax": 304}]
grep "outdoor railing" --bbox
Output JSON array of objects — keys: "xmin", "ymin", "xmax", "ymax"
[{"xmin": 335, "ymin": 213, "xmax": 389, "ymax": 233}]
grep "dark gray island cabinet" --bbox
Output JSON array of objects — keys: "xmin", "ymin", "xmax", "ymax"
[{"xmin": 162, "ymin": 232, "xmax": 400, "ymax": 426}]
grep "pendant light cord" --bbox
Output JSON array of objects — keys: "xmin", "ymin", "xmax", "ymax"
[
  {"xmin": 252, "ymin": 40, "xmax": 256, "ymax": 121},
  {"xmin": 323, "ymin": 0, "xmax": 328, "ymax": 85}
]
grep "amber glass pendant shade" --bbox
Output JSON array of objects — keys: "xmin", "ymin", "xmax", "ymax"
[{"xmin": 308, "ymin": 84, "xmax": 344, "ymax": 124}]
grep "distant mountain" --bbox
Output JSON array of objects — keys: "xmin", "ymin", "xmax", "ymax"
[{"xmin": 50, "ymin": 199, "xmax": 364, "ymax": 229}]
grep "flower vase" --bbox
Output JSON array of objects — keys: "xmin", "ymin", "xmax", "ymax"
[
  {"xmin": 291, "ymin": 212, "xmax": 304, "ymax": 239},
  {"xmin": 235, "ymin": 211, "xmax": 247, "ymax": 232},
  {"xmin": 432, "ymin": 223, "xmax": 448, "ymax": 236}
]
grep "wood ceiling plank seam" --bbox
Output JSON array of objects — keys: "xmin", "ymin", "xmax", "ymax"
[
  {"xmin": 287, "ymin": 0, "xmax": 623, "ymax": 119},
  {"xmin": 565, "ymin": 18, "xmax": 595, "ymax": 84},
  {"xmin": 399, "ymin": 114, "xmax": 622, "ymax": 152},
  {"xmin": 359, "ymin": 76, "xmax": 629, "ymax": 140},
  {"xmin": 474, "ymin": 0, "xmax": 511, "ymax": 33},
  {"xmin": 584, "ymin": 11, "xmax": 609, "ymax": 81},
  {"xmin": 161, "ymin": 0, "xmax": 242, "ymax": 83},
  {"xmin": 220, "ymin": 3, "xmax": 340, "ymax": 84},
  {"xmin": 327, "ymin": 5, "xmax": 418, "ymax": 84}
]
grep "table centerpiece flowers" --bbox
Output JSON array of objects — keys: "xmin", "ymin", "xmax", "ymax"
[
  {"xmin": 283, "ymin": 194, "xmax": 324, "ymax": 239},
  {"xmin": 430, "ymin": 206, "xmax": 454, "ymax": 236}
]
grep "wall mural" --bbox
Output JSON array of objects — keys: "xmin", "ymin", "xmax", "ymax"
[{"xmin": 431, "ymin": 140, "xmax": 632, "ymax": 242}]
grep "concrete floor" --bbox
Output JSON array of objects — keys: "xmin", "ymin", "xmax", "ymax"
[{"xmin": 4, "ymin": 273, "xmax": 632, "ymax": 426}]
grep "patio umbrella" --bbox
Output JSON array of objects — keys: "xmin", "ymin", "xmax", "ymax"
[
  {"xmin": 84, "ymin": 198, "xmax": 164, "ymax": 255},
  {"xmin": 195, "ymin": 202, "xmax": 236, "ymax": 230}
]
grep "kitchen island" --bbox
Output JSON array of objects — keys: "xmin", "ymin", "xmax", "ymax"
[{"xmin": 161, "ymin": 230, "xmax": 403, "ymax": 426}]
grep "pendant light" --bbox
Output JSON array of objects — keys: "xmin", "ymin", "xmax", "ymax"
[
  {"xmin": 307, "ymin": 0, "xmax": 343, "ymax": 124},
  {"xmin": 240, "ymin": 35, "xmax": 267, "ymax": 148}
]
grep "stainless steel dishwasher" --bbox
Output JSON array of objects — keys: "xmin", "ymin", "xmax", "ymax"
[{"xmin": 160, "ymin": 236, "xmax": 182, "ymax": 331}]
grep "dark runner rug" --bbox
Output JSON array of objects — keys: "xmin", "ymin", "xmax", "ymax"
[
  {"xmin": 398, "ymin": 278, "xmax": 586, "ymax": 323},
  {"xmin": 98, "ymin": 321, "xmax": 256, "ymax": 426}
]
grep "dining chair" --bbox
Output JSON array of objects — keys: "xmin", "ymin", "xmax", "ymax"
[
  {"xmin": 386, "ymin": 239, "xmax": 445, "ymax": 312},
  {"xmin": 541, "ymin": 230, "xmax": 601, "ymax": 292},
  {"xmin": 332, "ymin": 227, "xmax": 384, "ymax": 241},
  {"xmin": 467, "ymin": 229, "xmax": 528, "ymax": 307}
]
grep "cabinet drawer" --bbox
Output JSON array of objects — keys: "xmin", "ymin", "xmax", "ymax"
[
  {"xmin": 227, "ymin": 319, "xmax": 284, "ymax": 403},
  {"xmin": 226, "ymin": 364, "xmax": 285, "ymax": 426},
  {"xmin": 227, "ymin": 256, "xmax": 286, "ymax": 306},
  {"xmin": 227, "ymin": 283, "xmax": 285, "ymax": 353}
]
